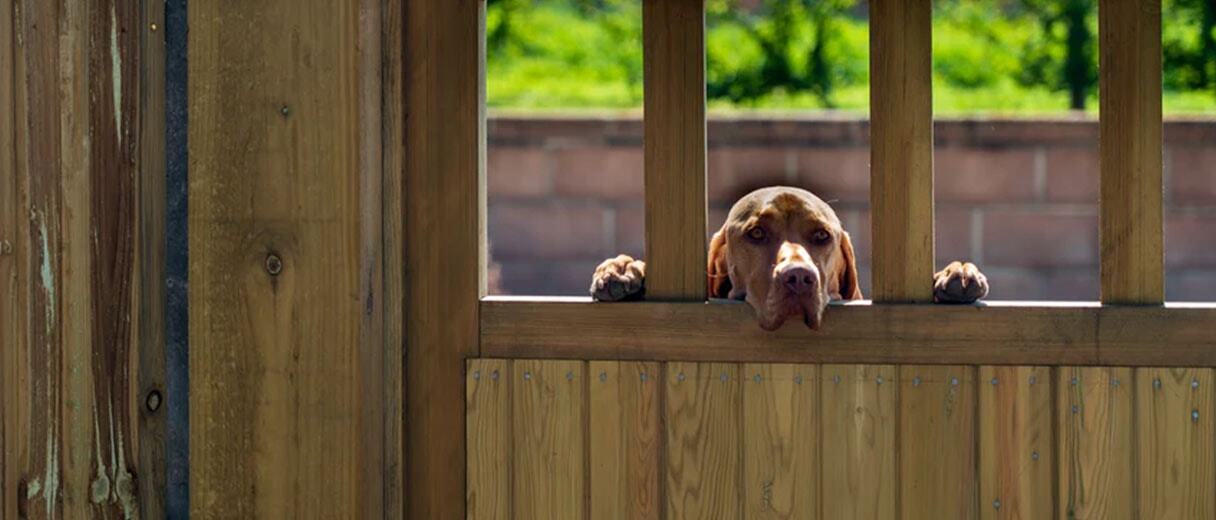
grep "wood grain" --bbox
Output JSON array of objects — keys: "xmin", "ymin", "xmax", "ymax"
[
  {"xmin": 403, "ymin": 0, "xmax": 485, "ymax": 516},
  {"xmin": 467, "ymin": 359, "xmax": 511, "ymax": 520},
  {"xmin": 820, "ymin": 364, "xmax": 896, "ymax": 519},
  {"xmin": 899, "ymin": 366, "xmax": 978, "ymax": 519},
  {"xmin": 1057, "ymin": 367, "xmax": 1135, "ymax": 519},
  {"xmin": 742, "ymin": 364, "xmax": 818, "ymax": 519},
  {"xmin": 643, "ymin": 0, "xmax": 707, "ymax": 301},
  {"xmin": 511, "ymin": 360, "xmax": 587, "ymax": 519},
  {"xmin": 978, "ymin": 366, "xmax": 1054, "ymax": 519},
  {"xmin": 869, "ymin": 0, "xmax": 934, "ymax": 303},
  {"xmin": 589, "ymin": 361, "xmax": 662, "ymax": 520},
  {"xmin": 665, "ymin": 362, "xmax": 741, "ymax": 519},
  {"xmin": 1135, "ymin": 368, "xmax": 1214, "ymax": 518},
  {"xmin": 483, "ymin": 298, "xmax": 1216, "ymax": 366},
  {"xmin": 188, "ymin": 0, "xmax": 382, "ymax": 515},
  {"xmin": 380, "ymin": 0, "xmax": 406, "ymax": 513},
  {"xmin": 1098, "ymin": 0, "xmax": 1163, "ymax": 304},
  {"xmin": 0, "ymin": 0, "xmax": 19, "ymax": 515}
]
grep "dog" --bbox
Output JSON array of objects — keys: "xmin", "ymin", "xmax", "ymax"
[{"xmin": 590, "ymin": 186, "xmax": 989, "ymax": 330}]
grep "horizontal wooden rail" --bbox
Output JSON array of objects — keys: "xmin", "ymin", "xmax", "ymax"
[{"xmin": 481, "ymin": 297, "xmax": 1216, "ymax": 366}]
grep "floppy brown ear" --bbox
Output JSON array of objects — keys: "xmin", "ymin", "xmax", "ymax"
[
  {"xmin": 707, "ymin": 227, "xmax": 731, "ymax": 298},
  {"xmin": 837, "ymin": 231, "xmax": 863, "ymax": 300}
]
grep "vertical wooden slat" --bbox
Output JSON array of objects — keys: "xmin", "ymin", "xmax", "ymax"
[
  {"xmin": 137, "ymin": 0, "xmax": 167, "ymax": 515},
  {"xmin": 742, "ymin": 364, "xmax": 819, "ymax": 519},
  {"xmin": 512, "ymin": 360, "xmax": 588, "ymax": 519},
  {"xmin": 380, "ymin": 0, "xmax": 406, "ymax": 514},
  {"xmin": 189, "ymin": 0, "xmax": 381, "ymax": 515},
  {"xmin": 899, "ymin": 365, "xmax": 978, "ymax": 518},
  {"xmin": 869, "ymin": 0, "xmax": 934, "ymax": 303},
  {"xmin": 589, "ymin": 361, "xmax": 662, "ymax": 520},
  {"xmin": 1057, "ymin": 367, "xmax": 1135, "ymax": 519},
  {"xmin": 467, "ymin": 359, "xmax": 511, "ymax": 520},
  {"xmin": 665, "ymin": 362, "xmax": 740, "ymax": 519},
  {"xmin": 0, "ymin": 0, "xmax": 18, "ymax": 514},
  {"xmin": 1099, "ymin": 0, "xmax": 1163, "ymax": 304},
  {"xmin": 1135, "ymin": 368, "xmax": 1215, "ymax": 518},
  {"xmin": 642, "ymin": 0, "xmax": 706, "ymax": 301},
  {"xmin": 404, "ymin": 0, "xmax": 485, "ymax": 516},
  {"xmin": 820, "ymin": 365, "xmax": 896, "ymax": 519},
  {"xmin": 978, "ymin": 366, "xmax": 1055, "ymax": 519}
]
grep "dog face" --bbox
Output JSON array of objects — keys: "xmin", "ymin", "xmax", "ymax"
[{"xmin": 707, "ymin": 187, "xmax": 861, "ymax": 331}]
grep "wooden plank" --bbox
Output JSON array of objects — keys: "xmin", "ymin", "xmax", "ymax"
[
  {"xmin": 1098, "ymin": 0, "xmax": 1163, "ymax": 304},
  {"xmin": 0, "ymin": 0, "xmax": 19, "ymax": 514},
  {"xmin": 899, "ymin": 365, "xmax": 978, "ymax": 518},
  {"xmin": 188, "ymin": 0, "xmax": 381, "ymax": 515},
  {"xmin": 642, "ymin": 0, "xmax": 707, "ymax": 301},
  {"xmin": 1057, "ymin": 367, "xmax": 1135, "ymax": 519},
  {"xmin": 380, "ymin": 0, "xmax": 406, "ymax": 513},
  {"xmin": 742, "ymin": 364, "xmax": 818, "ymax": 519},
  {"xmin": 978, "ymin": 366, "xmax": 1054, "ymax": 519},
  {"xmin": 137, "ymin": 0, "xmax": 168, "ymax": 516},
  {"xmin": 483, "ymin": 298, "xmax": 1216, "ymax": 366},
  {"xmin": 403, "ymin": 0, "xmax": 485, "ymax": 516},
  {"xmin": 665, "ymin": 362, "xmax": 741, "ymax": 519},
  {"xmin": 589, "ymin": 361, "xmax": 662, "ymax": 520},
  {"xmin": 1135, "ymin": 368, "xmax": 1215, "ymax": 518},
  {"xmin": 511, "ymin": 360, "xmax": 587, "ymax": 519},
  {"xmin": 467, "ymin": 359, "xmax": 511, "ymax": 520},
  {"xmin": 820, "ymin": 365, "xmax": 896, "ymax": 519},
  {"xmin": 869, "ymin": 0, "xmax": 934, "ymax": 303}
]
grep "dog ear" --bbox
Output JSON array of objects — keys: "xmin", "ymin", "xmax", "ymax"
[
  {"xmin": 837, "ymin": 231, "xmax": 863, "ymax": 300},
  {"xmin": 707, "ymin": 227, "xmax": 732, "ymax": 298}
]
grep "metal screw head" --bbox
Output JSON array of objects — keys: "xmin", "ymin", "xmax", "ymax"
[
  {"xmin": 145, "ymin": 390, "xmax": 162, "ymax": 413},
  {"xmin": 491, "ymin": 370, "xmax": 499, "ymax": 381},
  {"xmin": 991, "ymin": 377, "xmax": 999, "ymax": 386},
  {"xmin": 523, "ymin": 371, "xmax": 532, "ymax": 381},
  {"xmin": 833, "ymin": 375, "xmax": 841, "ymax": 385},
  {"xmin": 794, "ymin": 375, "xmax": 803, "ymax": 385},
  {"xmin": 1193, "ymin": 379, "xmax": 1201, "ymax": 390},
  {"xmin": 1071, "ymin": 377, "xmax": 1079, "ymax": 386},
  {"xmin": 754, "ymin": 374, "xmax": 761, "ymax": 383},
  {"xmin": 720, "ymin": 373, "xmax": 728, "ymax": 382},
  {"xmin": 264, "ymin": 254, "xmax": 283, "ymax": 275},
  {"xmin": 1193, "ymin": 409, "xmax": 1201, "ymax": 423},
  {"xmin": 473, "ymin": 371, "xmax": 481, "ymax": 380},
  {"xmin": 1112, "ymin": 378, "xmax": 1121, "ymax": 388},
  {"xmin": 876, "ymin": 376, "xmax": 884, "ymax": 386},
  {"xmin": 951, "ymin": 377, "xmax": 960, "ymax": 386},
  {"xmin": 566, "ymin": 371, "xmax": 574, "ymax": 381},
  {"xmin": 1029, "ymin": 376, "xmax": 1037, "ymax": 385},
  {"xmin": 149, "ymin": 23, "xmax": 158, "ymax": 32},
  {"xmin": 279, "ymin": 105, "xmax": 290, "ymax": 117},
  {"xmin": 913, "ymin": 376, "xmax": 921, "ymax": 387},
  {"xmin": 1154, "ymin": 378, "xmax": 1162, "ymax": 389},
  {"xmin": 678, "ymin": 373, "xmax": 686, "ymax": 382},
  {"xmin": 599, "ymin": 371, "xmax": 607, "ymax": 382},
  {"xmin": 640, "ymin": 373, "xmax": 648, "ymax": 382},
  {"xmin": 993, "ymin": 499, "xmax": 1002, "ymax": 510},
  {"xmin": 1031, "ymin": 450, "xmax": 1040, "ymax": 461},
  {"xmin": 1072, "ymin": 405, "xmax": 1080, "ymax": 414}
]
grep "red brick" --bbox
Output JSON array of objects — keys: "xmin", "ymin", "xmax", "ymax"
[
  {"xmin": 1169, "ymin": 146, "xmax": 1216, "ymax": 205},
  {"xmin": 709, "ymin": 147, "xmax": 791, "ymax": 203},
  {"xmin": 1044, "ymin": 269, "xmax": 1099, "ymax": 301},
  {"xmin": 1166, "ymin": 270, "xmax": 1216, "ymax": 302},
  {"xmin": 1166, "ymin": 214, "xmax": 1216, "ymax": 268},
  {"xmin": 981, "ymin": 268, "xmax": 1049, "ymax": 300},
  {"xmin": 489, "ymin": 203, "xmax": 610, "ymax": 260},
  {"xmin": 495, "ymin": 260, "xmax": 603, "ymax": 296},
  {"xmin": 553, "ymin": 146, "xmax": 643, "ymax": 199},
  {"xmin": 488, "ymin": 146, "xmax": 551, "ymax": 198},
  {"xmin": 612, "ymin": 204, "xmax": 645, "ymax": 259},
  {"xmin": 1045, "ymin": 147, "xmax": 1098, "ymax": 202},
  {"xmin": 796, "ymin": 147, "xmax": 869, "ymax": 203},
  {"xmin": 935, "ymin": 147, "xmax": 1038, "ymax": 203},
  {"xmin": 983, "ymin": 211, "xmax": 1098, "ymax": 267},
  {"xmin": 846, "ymin": 210, "xmax": 871, "ymax": 266},
  {"xmin": 936, "ymin": 207, "xmax": 974, "ymax": 265}
]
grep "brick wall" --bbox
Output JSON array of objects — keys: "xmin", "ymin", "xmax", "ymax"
[{"xmin": 487, "ymin": 116, "xmax": 1216, "ymax": 301}]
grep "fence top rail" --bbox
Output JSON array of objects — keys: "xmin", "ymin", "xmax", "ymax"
[{"xmin": 480, "ymin": 296, "xmax": 1216, "ymax": 366}]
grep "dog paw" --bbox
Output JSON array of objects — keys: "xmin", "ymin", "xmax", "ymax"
[
  {"xmin": 590, "ymin": 254, "xmax": 646, "ymax": 301},
  {"xmin": 934, "ymin": 261, "xmax": 989, "ymax": 304}
]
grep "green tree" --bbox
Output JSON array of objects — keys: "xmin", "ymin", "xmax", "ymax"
[{"xmin": 1019, "ymin": 0, "xmax": 1097, "ymax": 110}]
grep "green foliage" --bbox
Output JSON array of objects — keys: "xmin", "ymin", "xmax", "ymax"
[{"xmin": 486, "ymin": 0, "xmax": 1216, "ymax": 113}]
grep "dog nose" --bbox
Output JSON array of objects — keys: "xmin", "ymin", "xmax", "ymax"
[{"xmin": 778, "ymin": 264, "xmax": 817, "ymax": 295}]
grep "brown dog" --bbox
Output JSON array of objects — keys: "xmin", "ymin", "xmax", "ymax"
[{"xmin": 590, "ymin": 186, "xmax": 989, "ymax": 330}]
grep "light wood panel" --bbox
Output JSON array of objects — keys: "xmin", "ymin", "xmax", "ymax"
[
  {"xmin": 467, "ymin": 359, "xmax": 512, "ymax": 520},
  {"xmin": 589, "ymin": 361, "xmax": 662, "ymax": 520},
  {"xmin": 1135, "ymin": 368, "xmax": 1215, "ymax": 518},
  {"xmin": 665, "ymin": 362, "xmax": 741, "ymax": 519},
  {"xmin": 403, "ymin": 0, "xmax": 486, "ymax": 516},
  {"xmin": 821, "ymin": 364, "xmax": 896, "ymax": 519},
  {"xmin": 188, "ymin": 0, "xmax": 385, "ymax": 515},
  {"xmin": 869, "ymin": 0, "xmax": 934, "ymax": 302},
  {"xmin": 643, "ymin": 0, "xmax": 707, "ymax": 301},
  {"xmin": 978, "ymin": 366, "xmax": 1054, "ymax": 519},
  {"xmin": 899, "ymin": 365, "xmax": 977, "ymax": 519},
  {"xmin": 512, "ymin": 360, "xmax": 587, "ymax": 519},
  {"xmin": 742, "ymin": 364, "xmax": 818, "ymax": 519},
  {"xmin": 1098, "ymin": 0, "xmax": 1163, "ymax": 304},
  {"xmin": 1057, "ymin": 367, "xmax": 1135, "ymax": 519},
  {"xmin": 381, "ymin": 0, "xmax": 406, "ymax": 513}
]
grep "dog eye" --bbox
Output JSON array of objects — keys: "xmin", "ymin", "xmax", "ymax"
[
  {"xmin": 746, "ymin": 227, "xmax": 766, "ymax": 242},
  {"xmin": 811, "ymin": 229, "xmax": 831, "ymax": 244}
]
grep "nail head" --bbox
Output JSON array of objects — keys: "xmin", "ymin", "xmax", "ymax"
[
  {"xmin": 913, "ymin": 376, "xmax": 921, "ymax": 387},
  {"xmin": 523, "ymin": 371, "xmax": 532, "ymax": 381},
  {"xmin": 264, "ymin": 253, "xmax": 283, "ymax": 275},
  {"xmin": 473, "ymin": 371, "xmax": 480, "ymax": 380},
  {"xmin": 599, "ymin": 371, "xmax": 607, "ymax": 382}
]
